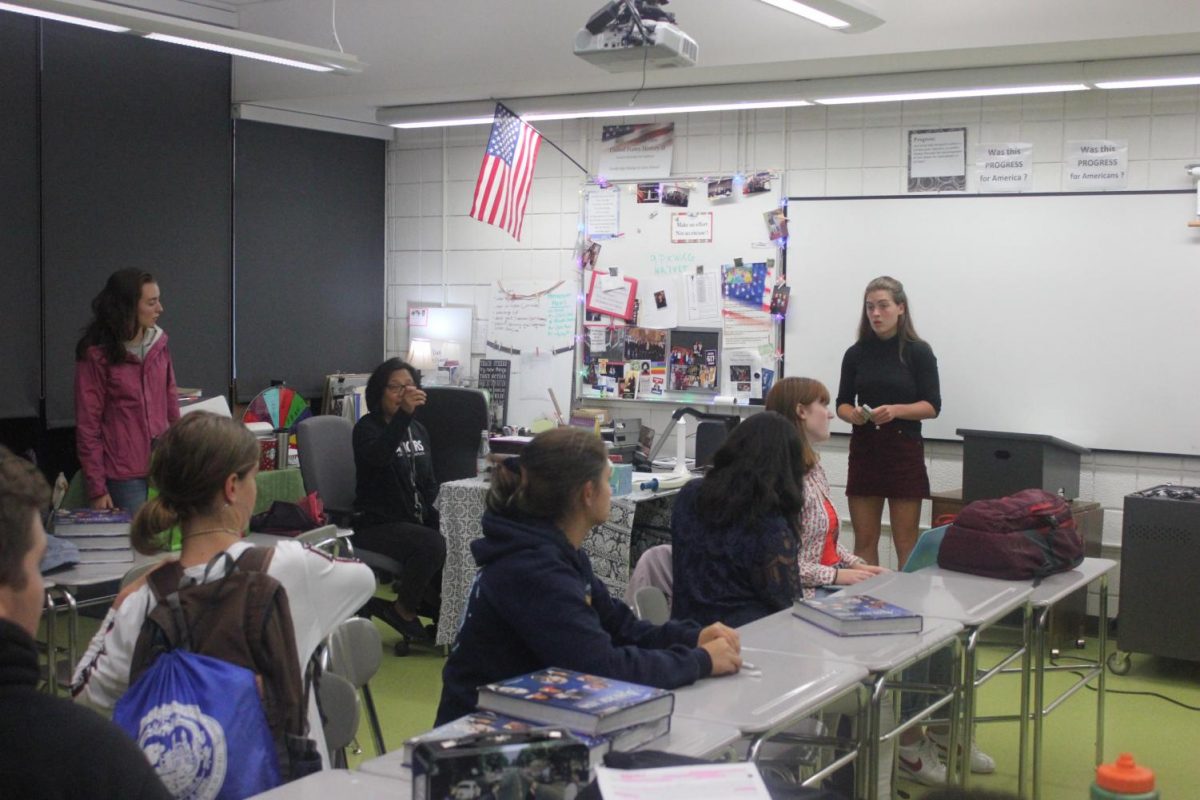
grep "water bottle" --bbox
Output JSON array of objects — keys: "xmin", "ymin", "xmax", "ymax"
[
  {"xmin": 476, "ymin": 430, "xmax": 491, "ymax": 478},
  {"xmin": 1091, "ymin": 753, "xmax": 1158, "ymax": 800}
]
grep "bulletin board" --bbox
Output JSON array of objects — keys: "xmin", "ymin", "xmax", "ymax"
[{"xmin": 576, "ymin": 173, "xmax": 789, "ymax": 406}]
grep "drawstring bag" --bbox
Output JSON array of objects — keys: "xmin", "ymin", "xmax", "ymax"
[
  {"xmin": 249, "ymin": 491, "xmax": 326, "ymax": 537},
  {"xmin": 114, "ymin": 650, "xmax": 279, "ymax": 800}
]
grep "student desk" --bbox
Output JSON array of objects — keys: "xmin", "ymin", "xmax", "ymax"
[
  {"xmin": 965, "ymin": 557, "xmax": 1116, "ymax": 800},
  {"xmin": 671, "ymin": 647, "xmax": 869, "ymax": 787},
  {"xmin": 433, "ymin": 476, "xmax": 678, "ymax": 647},
  {"xmin": 355, "ymin": 716, "xmax": 742, "ymax": 784},
  {"xmin": 837, "ymin": 570, "xmax": 1034, "ymax": 792},
  {"xmin": 248, "ymin": 768, "xmax": 408, "ymax": 799},
  {"xmin": 739, "ymin": 610, "xmax": 964, "ymax": 800}
]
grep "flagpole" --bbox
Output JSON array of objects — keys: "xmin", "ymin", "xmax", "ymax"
[{"xmin": 498, "ymin": 102, "xmax": 589, "ymax": 177}]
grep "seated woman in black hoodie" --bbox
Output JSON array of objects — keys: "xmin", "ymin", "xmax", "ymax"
[
  {"xmin": 436, "ymin": 426, "xmax": 742, "ymax": 725},
  {"xmin": 671, "ymin": 411, "xmax": 805, "ymax": 628},
  {"xmin": 353, "ymin": 357, "xmax": 447, "ymax": 641}
]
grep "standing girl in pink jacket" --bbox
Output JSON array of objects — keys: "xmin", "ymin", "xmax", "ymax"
[{"xmin": 74, "ymin": 269, "xmax": 179, "ymax": 513}]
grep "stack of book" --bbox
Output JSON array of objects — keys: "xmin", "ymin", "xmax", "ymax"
[
  {"xmin": 404, "ymin": 668, "xmax": 674, "ymax": 767},
  {"xmin": 51, "ymin": 508, "xmax": 133, "ymax": 565}
]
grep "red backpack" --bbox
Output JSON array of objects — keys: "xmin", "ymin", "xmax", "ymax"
[{"xmin": 937, "ymin": 488, "xmax": 1084, "ymax": 580}]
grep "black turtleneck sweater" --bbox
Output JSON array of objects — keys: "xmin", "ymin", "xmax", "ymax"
[{"xmin": 0, "ymin": 617, "xmax": 171, "ymax": 800}]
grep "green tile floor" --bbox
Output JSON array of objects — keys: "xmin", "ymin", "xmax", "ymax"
[{"xmin": 354, "ymin": 621, "xmax": 1200, "ymax": 799}]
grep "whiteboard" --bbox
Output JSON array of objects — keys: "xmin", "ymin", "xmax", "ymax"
[
  {"xmin": 578, "ymin": 176, "xmax": 787, "ymax": 403},
  {"xmin": 784, "ymin": 191, "xmax": 1200, "ymax": 456}
]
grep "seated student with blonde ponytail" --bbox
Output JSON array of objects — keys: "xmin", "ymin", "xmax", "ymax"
[
  {"xmin": 435, "ymin": 427, "xmax": 742, "ymax": 725},
  {"xmin": 72, "ymin": 412, "xmax": 375, "ymax": 767}
]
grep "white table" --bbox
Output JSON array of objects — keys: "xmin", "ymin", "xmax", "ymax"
[
  {"xmin": 658, "ymin": 714, "xmax": 742, "ymax": 760},
  {"xmin": 671, "ymin": 645, "xmax": 869, "ymax": 787},
  {"xmin": 837, "ymin": 569, "xmax": 1034, "ymax": 791},
  {"xmin": 962, "ymin": 558, "xmax": 1117, "ymax": 800},
  {"xmin": 739, "ymin": 609, "xmax": 964, "ymax": 800},
  {"xmin": 248, "ymin": 769, "xmax": 409, "ymax": 799}
]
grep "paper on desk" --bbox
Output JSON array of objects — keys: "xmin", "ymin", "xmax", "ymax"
[{"xmin": 595, "ymin": 763, "xmax": 771, "ymax": 800}]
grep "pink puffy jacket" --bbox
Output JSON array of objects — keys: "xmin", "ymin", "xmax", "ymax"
[{"xmin": 74, "ymin": 332, "xmax": 180, "ymax": 500}]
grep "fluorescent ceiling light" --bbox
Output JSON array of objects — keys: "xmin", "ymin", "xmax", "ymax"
[
  {"xmin": 816, "ymin": 83, "xmax": 1089, "ymax": 104},
  {"xmin": 0, "ymin": 0, "xmax": 128, "ymax": 30},
  {"xmin": 0, "ymin": 0, "xmax": 363, "ymax": 74},
  {"xmin": 1094, "ymin": 76, "xmax": 1200, "ymax": 89},
  {"xmin": 381, "ymin": 84, "xmax": 812, "ymax": 128},
  {"xmin": 144, "ymin": 33, "xmax": 333, "ymax": 72},
  {"xmin": 754, "ymin": 0, "xmax": 883, "ymax": 33}
]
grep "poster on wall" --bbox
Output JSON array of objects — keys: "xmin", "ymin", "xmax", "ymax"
[
  {"xmin": 667, "ymin": 328, "xmax": 720, "ymax": 394},
  {"xmin": 597, "ymin": 123, "xmax": 675, "ymax": 180},
  {"xmin": 1063, "ymin": 140, "xmax": 1128, "ymax": 190},
  {"xmin": 975, "ymin": 142, "xmax": 1033, "ymax": 193},
  {"xmin": 908, "ymin": 127, "xmax": 967, "ymax": 193}
]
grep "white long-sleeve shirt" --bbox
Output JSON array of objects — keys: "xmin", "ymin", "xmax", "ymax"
[{"xmin": 72, "ymin": 540, "xmax": 375, "ymax": 766}]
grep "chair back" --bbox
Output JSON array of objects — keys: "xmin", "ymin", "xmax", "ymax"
[
  {"xmin": 903, "ymin": 524, "xmax": 949, "ymax": 572},
  {"xmin": 624, "ymin": 544, "xmax": 673, "ymax": 607},
  {"xmin": 120, "ymin": 560, "xmax": 160, "ymax": 590},
  {"xmin": 326, "ymin": 617, "xmax": 382, "ymax": 689},
  {"xmin": 414, "ymin": 386, "xmax": 488, "ymax": 484},
  {"xmin": 325, "ymin": 617, "xmax": 387, "ymax": 756},
  {"xmin": 296, "ymin": 416, "xmax": 356, "ymax": 515},
  {"xmin": 633, "ymin": 586, "xmax": 671, "ymax": 625},
  {"xmin": 316, "ymin": 670, "xmax": 360, "ymax": 762}
]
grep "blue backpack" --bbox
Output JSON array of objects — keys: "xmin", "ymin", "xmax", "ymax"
[{"xmin": 113, "ymin": 548, "xmax": 320, "ymax": 800}]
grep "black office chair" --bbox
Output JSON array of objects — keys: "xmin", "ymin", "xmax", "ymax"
[
  {"xmin": 414, "ymin": 386, "xmax": 489, "ymax": 484},
  {"xmin": 296, "ymin": 416, "xmax": 423, "ymax": 654}
]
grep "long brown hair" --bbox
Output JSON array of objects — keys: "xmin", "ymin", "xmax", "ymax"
[
  {"xmin": 76, "ymin": 268, "xmax": 156, "ymax": 364},
  {"xmin": 487, "ymin": 427, "xmax": 608, "ymax": 524},
  {"xmin": 765, "ymin": 377, "xmax": 830, "ymax": 471},
  {"xmin": 130, "ymin": 413, "xmax": 259, "ymax": 555},
  {"xmin": 856, "ymin": 275, "xmax": 923, "ymax": 362},
  {"xmin": 696, "ymin": 411, "xmax": 806, "ymax": 531}
]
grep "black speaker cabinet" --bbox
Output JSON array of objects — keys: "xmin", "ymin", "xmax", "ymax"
[
  {"xmin": 957, "ymin": 429, "xmax": 1089, "ymax": 501},
  {"xmin": 1117, "ymin": 485, "xmax": 1200, "ymax": 663}
]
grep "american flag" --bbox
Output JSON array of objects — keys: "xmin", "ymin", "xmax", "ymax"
[{"xmin": 470, "ymin": 104, "xmax": 543, "ymax": 241}]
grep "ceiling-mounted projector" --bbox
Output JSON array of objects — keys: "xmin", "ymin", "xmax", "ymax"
[{"xmin": 574, "ymin": 0, "xmax": 698, "ymax": 72}]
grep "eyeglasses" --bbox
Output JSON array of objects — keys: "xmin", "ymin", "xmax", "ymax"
[{"xmin": 385, "ymin": 382, "xmax": 415, "ymax": 393}]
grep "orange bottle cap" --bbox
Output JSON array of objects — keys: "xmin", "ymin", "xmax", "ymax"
[{"xmin": 1096, "ymin": 753, "xmax": 1156, "ymax": 793}]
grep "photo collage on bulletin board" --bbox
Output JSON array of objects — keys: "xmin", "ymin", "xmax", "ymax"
[{"xmin": 577, "ymin": 171, "xmax": 788, "ymax": 403}]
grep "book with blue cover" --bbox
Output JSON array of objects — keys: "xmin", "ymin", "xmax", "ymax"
[
  {"xmin": 476, "ymin": 668, "xmax": 674, "ymax": 736},
  {"xmin": 52, "ymin": 508, "xmax": 132, "ymax": 537},
  {"xmin": 401, "ymin": 710, "xmax": 670, "ymax": 767},
  {"xmin": 792, "ymin": 594, "xmax": 922, "ymax": 636}
]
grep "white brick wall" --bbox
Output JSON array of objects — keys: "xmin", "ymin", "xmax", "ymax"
[{"xmin": 385, "ymin": 87, "xmax": 1200, "ymax": 618}]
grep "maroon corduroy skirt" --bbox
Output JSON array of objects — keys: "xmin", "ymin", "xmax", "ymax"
[{"xmin": 846, "ymin": 423, "xmax": 930, "ymax": 499}]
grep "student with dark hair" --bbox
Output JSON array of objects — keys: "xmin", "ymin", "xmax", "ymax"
[
  {"xmin": 435, "ymin": 427, "xmax": 742, "ymax": 725},
  {"xmin": 72, "ymin": 413, "xmax": 375, "ymax": 768},
  {"xmin": 75, "ymin": 268, "xmax": 179, "ymax": 514},
  {"xmin": 352, "ymin": 357, "xmax": 447, "ymax": 641},
  {"xmin": 836, "ymin": 275, "xmax": 941, "ymax": 567},
  {"xmin": 670, "ymin": 411, "xmax": 806, "ymax": 628},
  {"xmin": 0, "ymin": 447, "xmax": 171, "ymax": 800}
]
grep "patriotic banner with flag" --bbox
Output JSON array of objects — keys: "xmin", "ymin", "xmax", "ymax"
[{"xmin": 470, "ymin": 104, "xmax": 543, "ymax": 241}]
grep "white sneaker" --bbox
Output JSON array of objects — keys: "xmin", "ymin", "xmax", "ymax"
[
  {"xmin": 926, "ymin": 728, "xmax": 997, "ymax": 774},
  {"xmin": 897, "ymin": 735, "xmax": 947, "ymax": 786}
]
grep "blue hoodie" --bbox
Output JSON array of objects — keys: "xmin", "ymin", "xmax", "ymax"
[{"xmin": 435, "ymin": 510, "xmax": 712, "ymax": 725}]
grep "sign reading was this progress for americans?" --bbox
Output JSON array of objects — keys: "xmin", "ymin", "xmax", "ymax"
[{"xmin": 1064, "ymin": 140, "xmax": 1128, "ymax": 190}]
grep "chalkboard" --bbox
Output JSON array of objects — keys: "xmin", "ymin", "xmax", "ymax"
[
  {"xmin": 784, "ymin": 191, "xmax": 1200, "ymax": 456},
  {"xmin": 477, "ymin": 358, "xmax": 511, "ymax": 429},
  {"xmin": 577, "ymin": 175, "xmax": 786, "ymax": 405}
]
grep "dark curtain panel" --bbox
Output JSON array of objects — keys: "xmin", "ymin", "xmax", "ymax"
[
  {"xmin": 233, "ymin": 121, "xmax": 384, "ymax": 403},
  {"xmin": 0, "ymin": 15, "xmax": 41, "ymax": 419},
  {"xmin": 41, "ymin": 23, "xmax": 232, "ymax": 427}
]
